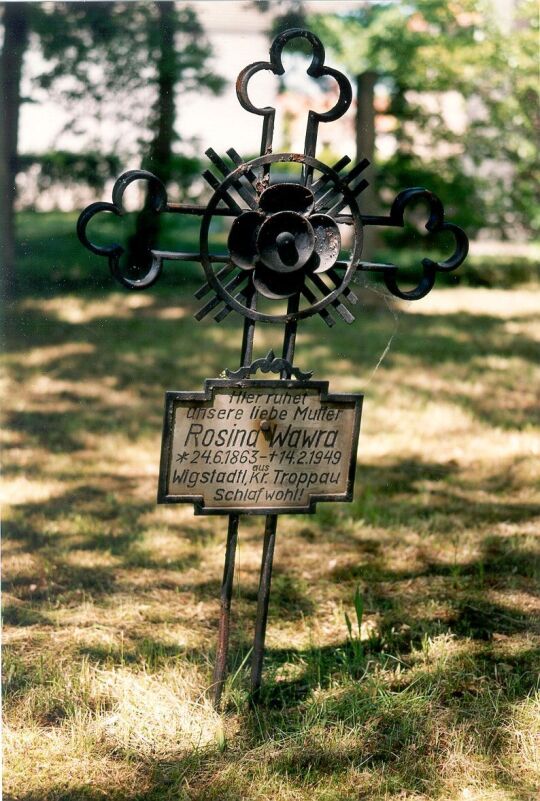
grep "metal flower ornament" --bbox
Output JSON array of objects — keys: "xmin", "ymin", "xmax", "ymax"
[{"xmin": 77, "ymin": 29, "xmax": 469, "ymax": 706}]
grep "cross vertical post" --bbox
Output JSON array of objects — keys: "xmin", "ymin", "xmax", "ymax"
[
  {"xmin": 250, "ymin": 513, "xmax": 278, "ymax": 700},
  {"xmin": 212, "ymin": 289, "xmax": 258, "ymax": 708}
]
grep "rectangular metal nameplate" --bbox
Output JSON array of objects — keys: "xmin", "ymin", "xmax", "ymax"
[{"xmin": 158, "ymin": 379, "xmax": 362, "ymax": 515}]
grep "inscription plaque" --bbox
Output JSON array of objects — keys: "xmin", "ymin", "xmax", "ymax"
[{"xmin": 158, "ymin": 379, "xmax": 362, "ymax": 515}]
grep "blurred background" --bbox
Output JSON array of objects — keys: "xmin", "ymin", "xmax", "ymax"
[{"xmin": 1, "ymin": 0, "xmax": 538, "ymax": 297}]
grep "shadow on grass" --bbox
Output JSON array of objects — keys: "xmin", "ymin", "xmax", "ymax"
[
  {"xmin": 77, "ymin": 636, "xmax": 207, "ymax": 671},
  {"xmin": 4, "ymin": 270, "xmax": 540, "ymax": 799},
  {"xmin": 4, "ymin": 464, "xmax": 539, "ymax": 609},
  {"xmin": 11, "ymin": 634, "xmax": 538, "ymax": 801}
]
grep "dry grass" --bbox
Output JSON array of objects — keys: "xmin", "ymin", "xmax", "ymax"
[{"xmin": 2, "ymin": 281, "xmax": 539, "ymax": 801}]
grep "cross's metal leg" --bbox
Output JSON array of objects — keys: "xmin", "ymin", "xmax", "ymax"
[
  {"xmin": 213, "ymin": 513, "xmax": 239, "ymax": 708},
  {"xmin": 212, "ymin": 295, "xmax": 256, "ymax": 709},
  {"xmin": 250, "ymin": 513, "xmax": 278, "ymax": 701}
]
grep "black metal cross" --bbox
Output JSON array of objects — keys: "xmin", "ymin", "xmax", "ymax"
[{"xmin": 77, "ymin": 28, "xmax": 468, "ymax": 707}]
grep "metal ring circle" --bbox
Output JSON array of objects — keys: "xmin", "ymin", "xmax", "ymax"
[{"xmin": 199, "ymin": 153, "xmax": 363, "ymax": 323}]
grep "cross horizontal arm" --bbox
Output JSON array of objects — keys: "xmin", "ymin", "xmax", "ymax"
[
  {"xmin": 332, "ymin": 259, "xmax": 401, "ymax": 272},
  {"xmin": 333, "ymin": 213, "xmax": 395, "ymax": 226},
  {"xmin": 151, "ymin": 250, "xmax": 229, "ymax": 263},
  {"xmin": 166, "ymin": 203, "xmax": 245, "ymax": 217}
]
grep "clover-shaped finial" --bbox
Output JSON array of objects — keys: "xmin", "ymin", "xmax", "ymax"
[
  {"xmin": 236, "ymin": 28, "xmax": 352, "ymax": 159},
  {"xmin": 76, "ymin": 170, "xmax": 168, "ymax": 290},
  {"xmin": 381, "ymin": 188, "xmax": 469, "ymax": 300}
]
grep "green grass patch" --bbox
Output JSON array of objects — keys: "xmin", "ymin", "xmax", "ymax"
[{"xmin": 2, "ymin": 212, "xmax": 539, "ymax": 799}]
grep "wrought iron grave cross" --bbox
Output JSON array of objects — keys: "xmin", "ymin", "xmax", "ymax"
[{"xmin": 77, "ymin": 28, "xmax": 468, "ymax": 707}]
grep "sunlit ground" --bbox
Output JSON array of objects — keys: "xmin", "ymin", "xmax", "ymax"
[{"xmin": 2, "ymin": 271, "xmax": 539, "ymax": 799}]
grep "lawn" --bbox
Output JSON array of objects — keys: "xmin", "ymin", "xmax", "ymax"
[{"xmin": 2, "ymin": 213, "xmax": 539, "ymax": 800}]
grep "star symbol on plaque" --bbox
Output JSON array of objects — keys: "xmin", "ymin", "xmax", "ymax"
[{"xmin": 176, "ymin": 451, "xmax": 190, "ymax": 464}]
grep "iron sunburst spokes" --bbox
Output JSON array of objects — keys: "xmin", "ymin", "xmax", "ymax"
[{"xmin": 196, "ymin": 151, "xmax": 366, "ymax": 325}]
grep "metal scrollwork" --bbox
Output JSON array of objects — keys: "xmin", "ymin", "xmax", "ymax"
[
  {"xmin": 77, "ymin": 27, "xmax": 469, "ymax": 318},
  {"xmin": 224, "ymin": 350, "xmax": 313, "ymax": 380},
  {"xmin": 236, "ymin": 28, "xmax": 353, "ymax": 160},
  {"xmin": 381, "ymin": 188, "xmax": 470, "ymax": 300}
]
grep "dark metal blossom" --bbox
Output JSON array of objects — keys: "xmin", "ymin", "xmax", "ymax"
[{"xmin": 228, "ymin": 182, "xmax": 341, "ymax": 300}]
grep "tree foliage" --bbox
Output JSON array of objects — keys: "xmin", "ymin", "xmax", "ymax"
[
  {"xmin": 310, "ymin": 0, "xmax": 538, "ymax": 238},
  {"xmin": 20, "ymin": 2, "xmax": 223, "ymax": 167},
  {"xmin": 17, "ymin": 150, "xmax": 122, "ymax": 196},
  {"xmin": 1, "ymin": 2, "xmax": 223, "ymax": 296},
  {"xmin": 123, "ymin": 2, "xmax": 224, "ymax": 268},
  {"xmin": 463, "ymin": 0, "xmax": 539, "ymax": 236}
]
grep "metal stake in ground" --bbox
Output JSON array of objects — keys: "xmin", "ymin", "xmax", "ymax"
[
  {"xmin": 212, "ymin": 289, "xmax": 257, "ymax": 707},
  {"xmin": 251, "ymin": 514, "xmax": 278, "ymax": 701}
]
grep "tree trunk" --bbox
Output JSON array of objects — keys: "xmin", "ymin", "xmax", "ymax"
[
  {"xmin": 127, "ymin": 1, "xmax": 176, "ymax": 270},
  {"xmin": 0, "ymin": 3, "xmax": 29, "ymax": 299},
  {"xmin": 355, "ymin": 71, "xmax": 381, "ymax": 261}
]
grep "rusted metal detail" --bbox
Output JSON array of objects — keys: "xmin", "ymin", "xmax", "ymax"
[{"xmin": 198, "ymin": 151, "xmax": 364, "ymax": 324}]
